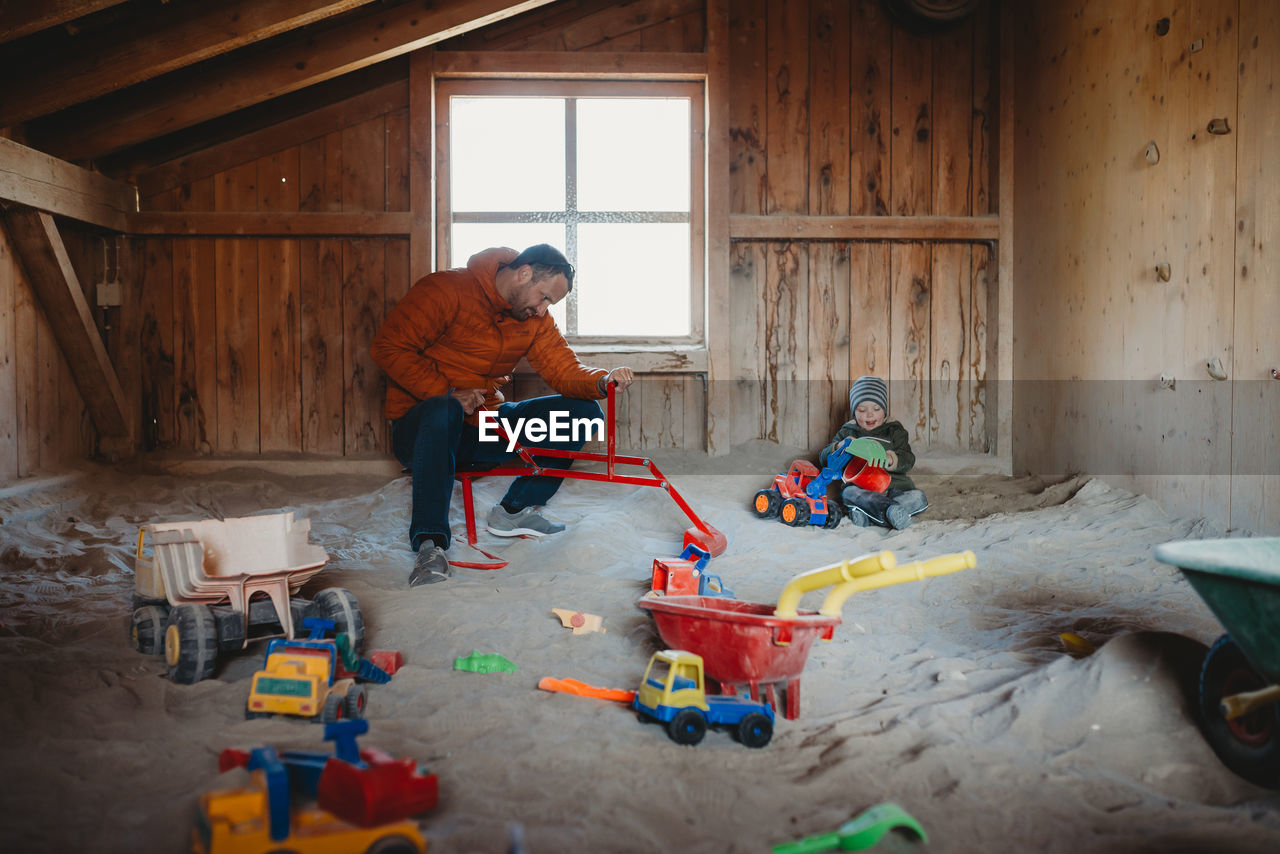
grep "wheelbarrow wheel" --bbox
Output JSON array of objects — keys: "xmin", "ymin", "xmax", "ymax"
[
  {"xmin": 780, "ymin": 498, "xmax": 810, "ymax": 527},
  {"xmin": 667, "ymin": 709, "xmax": 706, "ymax": 745},
  {"xmin": 752, "ymin": 489, "xmax": 781, "ymax": 518},
  {"xmin": 1198, "ymin": 634, "xmax": 1280, "ymax": 788},
  {"xmin": 737, "ymin": 713, "xmax": 773, "ymax": 748}
]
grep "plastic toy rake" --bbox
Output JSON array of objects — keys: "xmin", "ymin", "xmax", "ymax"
[{"xmin": 452, "ymin": 382, "xmax": 726, "ymax": 569}]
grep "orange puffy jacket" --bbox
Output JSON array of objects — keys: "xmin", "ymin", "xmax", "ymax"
[{"xmin": 371, "ymin": 247, "xmax": 607, "ymax": 422}]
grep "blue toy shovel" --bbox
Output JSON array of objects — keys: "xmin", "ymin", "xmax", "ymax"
[{"xmin": 772, "ymin": 803, "xmax": 927, "ymax": 854}]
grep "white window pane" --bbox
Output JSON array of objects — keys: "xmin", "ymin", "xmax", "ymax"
[
  {"xmin": 577, "ymin": 99, "xmax": 690, "ymax": 212},
  {"xmin": 577, "ymin": 223, "xmax": 689, "ymax": 336},
  {"xmin": 451, "ymin": 98, "xmax": 565, "ymax": 212},
  {"xmin": 449, "ymin": 224, "xmax": 570, "ymax": 328}
]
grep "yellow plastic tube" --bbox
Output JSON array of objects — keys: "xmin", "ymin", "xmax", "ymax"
[
  {"xmin": 773, "ymin": 551, "xmax": 897, "ymax": 619},
  {"xmin": 819, "ymin": 550, "xmax": 977, "ymax": 617}
]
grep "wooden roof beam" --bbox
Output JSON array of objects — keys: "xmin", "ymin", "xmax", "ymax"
[
  {"xmin": 0, "ymin": 0, "xmax": 377, "ymax": 128},
  {"xmin": 0, "ymin": 0, "xmax": 128, "ymax": 45},
  {"xmin": 32, "ymin": 0, "xmax": 557, "ymax": 162},
  {"xmin": 2, "ymin": 209, "xmax": 131, "ymax": 441},
  {"xmin": 0, "ymin": 136, "xmax": 135, "ymax": 231}
]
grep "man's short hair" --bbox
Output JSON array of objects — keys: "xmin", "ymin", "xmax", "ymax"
[{"xmin": 508, "ymin": 243, "xmax": 575, "ymax": 291}]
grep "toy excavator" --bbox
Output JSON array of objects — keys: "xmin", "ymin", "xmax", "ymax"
[{"xmin": 753, "ymin": 437, "xmax": 889, "ymax": 528}]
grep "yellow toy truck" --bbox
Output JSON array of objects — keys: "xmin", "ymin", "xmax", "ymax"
[{"xmin": 246, "ymin": 631, "xmax": 366, "ymax": 723}]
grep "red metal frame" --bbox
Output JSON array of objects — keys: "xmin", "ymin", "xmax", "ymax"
[{"xmin": 453, "ymin": 383, "xmax": 726, "ymax": 569}]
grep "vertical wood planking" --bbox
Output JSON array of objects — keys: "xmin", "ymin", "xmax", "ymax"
[
  {"xmin": 35, "ymin": 301, "xmax": 59, "ymax": 468},
  {"xmin": 342, "ymin": 117, "xmax": 388, "ymax": 454},
  {"xmin": 730, "ymin": 242, "xmax": 767, "ymax": 443},
  {"xmin": 806, "ymin": 0, "xmax": 851, "ymax": 450},
  {"xmin": 173, "ymin": 178, "xmax": 217, "ymax": 453},
  {"xmin": 728, "ymin": 0, "xmax": 767, "ymax": 216},
  {"xmin": 968, "ymin": 1, "xmax": 995, "ymax": 450},
  {"xmin": 848, "ymin": 242, "xmax": 891, "ymax": 380},
  {"xmin": 257, "ymin": 148, "xmax": 302, "ymax": 452},
  {"xmin": 889, "ymin": 21, "xmax": 933, "ymax": 443},
  {"xmin": 765, "ymin": 242, "xmax": 808, "ymax": 448},
  {"xmin": 683, "ymin": 374, "xmax": 706, "ymax": 453},
  {"xmin": 343, "ymin": 239, "xmax": 385, "ymax": 453},
  {"xmin": 765, "ymin": 0, "xmax": 810, "ymax": 215},
  {"xmin": 299, "ymin": 134, "xmax": 345, "ymax": 454},
  {"xmin": 850, "ymin": 0, "xmax": 892, "ymax": 216},
  {"xmin": 138, "ymin": 237, "xmax": 175, "ymax": 450},
  {"xmin": 214, "ymin": 161, "xmax": 260, "ymax": 452},
  {"xmin": 928, "ymin": 19, "xmax": 973, "ymax": 449},
  {"xmin": 640, "ymin": 375, "xmax": 682, "ymax": 449},
  {"xmin": 0, "ymin": 229, "xmax": 17, "ymax": 479},
  {"xmin": 1232, "ymin": 0, "xmax": 1280, "ymax": 533},
  {"xmin": 13, "ymin": 242, "xmax": 37, "ymax": 475},
  {"xmin": 386, "ymin": 107, "xmax": 410, "ymax": 213},
  {"xmin": 383, "ymin": 237, "xmax": 410, "ymax": 450}
]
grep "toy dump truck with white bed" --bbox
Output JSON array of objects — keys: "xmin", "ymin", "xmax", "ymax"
[{"xmin": 128, "ymin": 511, "xmax": 363, "ymax": 684}]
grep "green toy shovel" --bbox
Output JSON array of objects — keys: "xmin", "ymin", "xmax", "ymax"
[{"xmin": 772, "ymin": 803, "xmax": 927, "ymax": 854}]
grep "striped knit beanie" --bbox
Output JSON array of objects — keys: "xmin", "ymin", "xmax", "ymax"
[{"xmin": 849, "ymin": 376, "xmax": 889, "ymax": 417}]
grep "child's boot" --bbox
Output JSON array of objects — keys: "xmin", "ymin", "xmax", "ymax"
[{"xmin": 885, "ymin": 502, "xmax": 912, "ymax": 530}]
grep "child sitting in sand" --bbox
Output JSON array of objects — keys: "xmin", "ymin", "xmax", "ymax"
[{"xmin": 817, "ymin": 376, "xmax": 928, "ymax": 530}]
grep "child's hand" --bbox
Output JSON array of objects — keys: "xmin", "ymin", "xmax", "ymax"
[{"xmin": 885, "ymin": 450, "xmax": 898, "ymax": 469}]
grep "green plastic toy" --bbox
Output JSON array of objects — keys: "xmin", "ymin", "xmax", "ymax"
[
  {"xmin": 772, "ymin": 803, "xmax": 926, "ymax": 854},
  {"xmin": 453, "ymin": 650, "xmax": 517, "ymax": 674},
  {"xmin": 843, "ymin": 437, "xmax": 890, "ymax": 468}
]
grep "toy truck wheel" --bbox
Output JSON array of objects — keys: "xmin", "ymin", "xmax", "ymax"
[
  {"xmin": 344, "ymin": 683, "xmax": 368, "ymax": 719},
  {"xmin": 780, "ymin": 498, "xmax": 810, "ymax": 527},
  {"xmin": 365, "ymin": 836, "xmax": 423, "ymax": 854},
  {"xmin": 666, "ymin": 709, "xmax": 707, "ymax": 745},
  {"xmin": 130, "ymin": 604, "xmax": 169, "ymax": 655},
  {"xmin": 321, "ymin": 693, "xmax": 346, "ymax": 723},
  {"xmin": 737, "ymin": 712, "xmax": 774, "ymax": 748},
  {"xmin": 752, "ymin": 489, "xmax": 781, "ymax": 518},
  {"xmin": 310, "ymin": 587, "xmax": 365, "ymax": 652},
  {"xmin": 1198, "ymin": 634, "xmax": 1280, "ymax": 788},
  {"xmin": 163, "ymin": 604, "xmax": 218, "ymax": 684},
  {"xmin": 823, "ymin": 505, "xmax": 843, "ymax": 528}
]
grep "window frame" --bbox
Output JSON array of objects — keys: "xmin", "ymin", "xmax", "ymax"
[{"xmin": 434, "ymin": 78, "xmax": 706, "ymax": 349}]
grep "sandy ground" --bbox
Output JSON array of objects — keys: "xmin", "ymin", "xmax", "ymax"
[{"xmin": 1, "ymin": 443, "xmax": 1278, "ymax": 853}]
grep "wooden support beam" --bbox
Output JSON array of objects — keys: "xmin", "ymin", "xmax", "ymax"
[
  {"xmin": 728, "ymin": 214, "xmax": 999, "ymax": 241},
  {"xmin": 705, "ymin": 0, "xmax": 731, "ymax": 456},
  {"xmin": 0, "ymin": 136, "xmax": 134, "ymax": 231},
  {"xmin": 409, "ymin": 49, "xmax": 434, "ymax": 283},
  {"xmin": 2, "ymin": 210, "xmax": 130, "ymax": 440},
  {"xmin": 32, "ymin": 0, "xmax": 558, "ymax": 162},
  {"xmin": 0, "ymin": 1, "xmax": 375, "ymax": 127},
  {"xmin": 135, "ymin": 79, "xmax": 409, "ymax": 198},
  {"xmin": 125, "ymin": 211, "xmax": 412, "ymax": 236},
  {"xmin": 0, "ymin": 0, "xmax": 128, "ymax": 45},
  {"xmin": 432, "ymin": 50, "xmax": 708, "ymax": 78}
]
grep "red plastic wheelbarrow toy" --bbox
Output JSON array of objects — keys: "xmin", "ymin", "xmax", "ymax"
[
  {"xmin": 636, "ymin": 549, "xmax": 977, "ymax": 720},
  {"xmin": 453, "ymin": 381, "xmax": 727, "ymax": 569}
]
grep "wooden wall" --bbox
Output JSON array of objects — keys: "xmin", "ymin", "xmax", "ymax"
[
  {"xmin": 0, "ymin": 222, "xmax": 97, "ymax": 479},
  {"xmin": 133, "ymin": 112, "xmax": 411, "ymax": 456},
  {"xmin": 728, "ymin": 0, "xmax": 998, "ymax": 454},
  {"xmin": 1013, "ymin": 0, "xmax": 1278, "ymax": 533}
]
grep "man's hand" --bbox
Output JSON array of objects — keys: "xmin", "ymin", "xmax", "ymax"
[
  {"xmin": 598, "ymin": 366, "xmax": 636, "ymax": 395},
  {"xmin": 451, "ymin": 387, "xmax": 487, "ymax": 415}
]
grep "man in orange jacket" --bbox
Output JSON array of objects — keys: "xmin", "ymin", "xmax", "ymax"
[{"xmin": 372, "ymin": 244, "xmax": 634, "ymax": 586}]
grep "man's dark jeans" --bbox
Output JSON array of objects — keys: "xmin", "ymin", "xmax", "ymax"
[{"xmin": 391, "ymin": 394, "xmax": 602, "ymax": 551}]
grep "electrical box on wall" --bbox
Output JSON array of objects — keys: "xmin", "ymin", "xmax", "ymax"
[{"xmin": 97, "ymin": 280, "xmax": 122, "ymax": 308}]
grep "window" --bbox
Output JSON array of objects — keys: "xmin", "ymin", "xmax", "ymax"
[{"xmin": 437, "ymin": 80, "xmax": 705, "ymax": 345}]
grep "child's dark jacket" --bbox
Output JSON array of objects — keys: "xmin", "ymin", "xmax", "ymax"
[{"xmin": 818, "ymin": 420, "xmax": 917, "ymax": 491}]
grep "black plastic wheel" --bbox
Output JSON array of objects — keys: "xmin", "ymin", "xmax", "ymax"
[
  {"xmin": 823, "ymin": 504, "xmax": 843, "ymax": 529},
  {"xmin": 737, "ymin": 712, "xmax": 774, "ymax": 748},
  {"xmin": 309, "ymin": 588, "xmax": 365, "ymax": 653},
  {"xmin": 164, "ymin": 604, "xmax": 219, "ymax": 684},
  {"xmin": 780, "ymin": 498, "xmax": 810, "ymax": 527},
  {"xmin": 344, "ymin": 683, "xmax": 367, "ymax": 719},
  {"xmin": 1198, "ymin": 634, "xmax": 1280, "ymax": 788},
  {"xmin": 364, "ymin": 836, "xmax": 422, "ymax": 854},
  {"xmin": 752, "ymin": 489, "xmax": 781, "ymax": 518},
  {"xmin": 666, "ymin": 709, "xmax": 707, "ymax": 745},
  {"xmin": 131, "ymin": 604, "xmax": 169, "ymax": 655},
  {"xmin": 321, "ymin": 693, "xmax": 345, "ymax": 724}
]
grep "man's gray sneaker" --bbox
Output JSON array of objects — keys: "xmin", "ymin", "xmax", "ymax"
[
  {"xmin": 486, "ymin": 505, "xmax": 565, "ymax": 538},
  {"xmin": 885, "ymin": 503, "xmax": 912, "ymax": 530},
  {"xmin": 409, "ymin": 545, "xmax": 451, "ymax": 587}
]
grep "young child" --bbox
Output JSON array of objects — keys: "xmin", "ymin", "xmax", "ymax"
[{"xmin": 817, "ymin": 376, "xmax": 928, "ymax": 530}]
